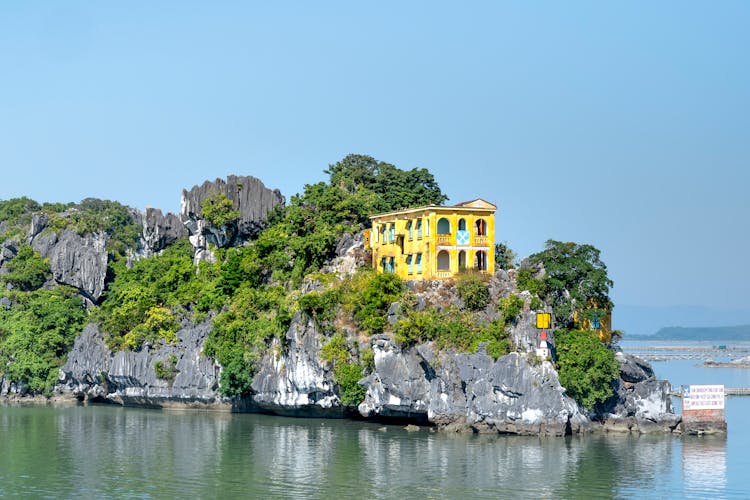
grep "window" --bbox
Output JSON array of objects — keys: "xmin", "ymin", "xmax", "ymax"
[
  {"xmin": 389, "ymin": 224, "xmax": 395, "ymax": 243},
  {"xmin": 407, "ymin": 221, "xmax": 413, "ymax": 240},
  {"xmin": 416, "ymin": 219, "xmax": 423, "ymax": 239},
  {"xmin": 458, "ymin": 219, "xmax": 467, "ymax": 231},
  {"xmin": 437, "ymin": 250, "xmax": 450, "ymax": 271},
  {"xmin": 475, "ymin": 219, "xmax": 487, "ymax": 236},
  {"xmin": 458, "ymin": 250, "xmax": 467, "ymax": 271},
  {"xmin": 407, "ymin": 254, "xmax": 413, "ymax": 274},
  {"xmin": 380, "ymin": 225, "xmax": 386, "ymax": 243},
  {"xmin": 389, "ymin": 257, "xmax": 395, "ymax": 273},
  {"xmin": 437, "ymin": 218, "xmax": 450, "ymax": 235},
  {"xmin": 381, "ymin": 257, "xmax": 387, "ymax": 273},
  {"xmin": 474, "ymin": 250, "xmax": 487, "ymax": 271},
  {"xmin": 416, "ymin": 253, "xmax": 422, "ymax": 273}
]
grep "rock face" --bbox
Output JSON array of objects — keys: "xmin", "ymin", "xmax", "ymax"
[
  {"xmin": 56, "ymin": 323, "xmax": 231, "ymax": 409},
  {"xmin": 359, "ymin": 339, "xmax": 588, "ymax": 435},
  {"xmin": 251, "ymin": 313, "xmax": 341, "ymax": 416},
  {"xmin": 180, "ymin": 175, "xmax": 284, "ymax": 263},
  {"xmin": 28, "ymin": 216, "xmax": 109, "ymax": 302},
  {"xmin": 595, "ymin": 352, "xmax": 680, "ymax": 433},
  {"xmin": 132, "ymin": 208, "xmax": 187, "ymax": 258}
]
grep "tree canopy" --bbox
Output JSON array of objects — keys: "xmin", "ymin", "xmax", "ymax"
[{"xmin": 527, "ymin": 240, "xmax": 613, "ymax": 330}]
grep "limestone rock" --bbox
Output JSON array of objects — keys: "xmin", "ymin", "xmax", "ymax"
[
  {"xmin": 56, "ymin": 322, "xmax": 228, "ymax": 408},
  {"xmin": 30, "ymin": 228, "xmax": 108, "ymax": 302},
  {"xmin": 180, "ymin": 175, "xmax": 284, "ymax": 263},
  {"xmin": 251, "ymin": 313, "xmax": 341, "ymax": 416},
  {"xmin": 133, "ymin": 207, "xmax": 187, "ymax": 257}
]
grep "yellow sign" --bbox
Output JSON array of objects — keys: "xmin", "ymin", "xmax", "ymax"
[{"xmin": 536, "ymin": 313, "xmax": 551, "ymax": 329}]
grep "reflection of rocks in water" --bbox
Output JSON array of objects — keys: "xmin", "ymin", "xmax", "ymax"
[
  {"xmin": 682, "ymin": 437, "xmax": 727, "ymax": 496},
  {"xmin": 55, "ymin": 407, "xmax": 231, "ymax": 497},
  {"xmin": 356, "ymin": 429, "xmax": 581, "ymax": 497}
]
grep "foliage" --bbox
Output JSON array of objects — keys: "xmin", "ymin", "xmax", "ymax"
[
  {"xmin": 476, "ymin": 319, "xmax": 512, "ymax": 359},
  {"xmin": 555, "ymin": 329, "xmax": 619, "ymax": 410},
  {"xmin": 0, "ymin": 287, "xmax": 87, "ymax": 394},
  {"xmin": 298, "ymin": 288, "xmax": 341, "ymax": 326},
  {"xmin": 321, "ymin": 333, "xmax": 365, "ymax": 407},
  {"xmin": 351, "ymin": 272, "xmax": 405, "ymax": 335},
  {"xmin": 456, "ymin": 274, "xmax": 490, "ymax": 311},
  {"xmin": 515, "ymin": 268, "xmax": 542, "ymax": 296},
  {"xmin": 528, "ymin": 240, "xmax": 613, "ymax": 330},
  {"xmin": 203, "ymin": 285, "xmax": 292, "ymax": 397},
  {"xmin": 334, "ymin": 362, "xmax": 366, "ymax": 407},
  {"xmin": 201, "ymin": 193, "xmax": 240, "ymax": 227},
  {"xmin": 498, "ymin": 295, "xmax": 524, "ymax": 325},
  {"xmin": 0, "ymin": 197, "xmax": 41, "ymax": 227},
  {"xmin": 98, "ymin": 240, "xmax": 206, "ymax": 348},
  {"xmin": 1, "ymin": 245, "xmax": 50, "ymax": 291},
  {"xmin": 325, "ymin": 154, "xmax": 447, "ymax": 215},
  {"xmin": 154, "ymin": 354, "xmax": 179, "ymax": 381},
  {"xmin": 47, "ymin": 198, "xmax": 141, "ymax": 258},
  {"xmin": 494, "ymin": 242, "xmax": 516, "ymax": 270}
]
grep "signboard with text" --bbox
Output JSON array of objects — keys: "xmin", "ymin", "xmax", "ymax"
[{"xmin": 682, "ymin": 384, "xmax": 725, "ymax": 410}]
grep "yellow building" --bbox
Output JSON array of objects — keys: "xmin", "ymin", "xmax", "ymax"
[{"xmin": 369, "ymin": 199, "xmax": 496, "ymax": 280}]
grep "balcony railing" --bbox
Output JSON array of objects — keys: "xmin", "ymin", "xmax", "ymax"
[
  {"xmin": 473, "ymin": 236, "xmax": 488, "ymax": 246},
  {"xmin": 436, "ymin": 234, "xmax": 451, "ymax": 245},
  {"xmin": 435, "ymin": 270, "xmax": 453, "ymax": 279}
]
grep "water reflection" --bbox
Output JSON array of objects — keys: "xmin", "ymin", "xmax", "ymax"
[
  {"xmin": 683, "ymin": 436, "xmax": 727, "ymax": 497},
  {"xmin": 0, "ymin": 404, "xmax": 741, "ymax": 498}
]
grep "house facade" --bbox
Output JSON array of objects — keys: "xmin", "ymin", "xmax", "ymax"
[{"xmin": 368, "ymin": 199, "xmax": 496, "ymax": 280}]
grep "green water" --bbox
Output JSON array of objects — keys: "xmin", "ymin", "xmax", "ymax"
[{"xmin": 1, "ymin": 347, "xmax": 746, "ymax": 498}]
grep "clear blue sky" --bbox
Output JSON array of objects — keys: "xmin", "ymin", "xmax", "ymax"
[{"xmin": 1, "ymin": 2, "xmax": 748, "ymax": 319}]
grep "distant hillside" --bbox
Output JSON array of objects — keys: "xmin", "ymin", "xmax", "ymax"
[{"xmin": 648, "ymin": 325, "xmax": 750, "ymax": 340}]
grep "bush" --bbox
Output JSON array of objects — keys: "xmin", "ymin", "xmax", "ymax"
[
  {"xmin": 499, "ymin": 295, "xmax": 524, "ymax": 325},
  {"xmin": 352, "ymin": 272, "xmax": 404, "ymax": 335},
  {"xmin": 515, "ymin": 268, "xmax": 542, "ymax": 295},
  {"xmin": 474, "ymin": 319, "xmax": 511, "ymax": 359},
  {"xmin": 0, "ymin": 287, "xmax": 87, "ymax": 394},
  {"xmin": 201, "ymin": 193, "xmax": 240, "ymax": 227},
  {"xmin": 1, "ymin": 245, "xmax": 50, "ymax": 291},
  {"xmin": 334, "ymin": 362, "xmax": 366, "ymax": 407},
  {"xmin": 456, "ymin": 275, "xmax": 489, "ymax": 311},
  {"xmin": 555, "ymin": 329, "xmax": 619, "ymax": 410},
  {"xmin": 298, "ymin": 288, "xmax": 341, "ymax": 325}
]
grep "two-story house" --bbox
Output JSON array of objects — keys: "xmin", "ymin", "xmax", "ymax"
[{"xmin": 368, "ymin": 199, "xmax": 496, "ymax": 280}]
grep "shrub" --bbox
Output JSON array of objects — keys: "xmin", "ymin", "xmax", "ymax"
[
  {"xmin": 201, "ymin": 193, "xmax": 240, "ymax": 227},
  {"xmin": 352, "ymin": 272, "xmax": 404, "ymax": 335},
  {"xmin": 456, "ymin": 275, "xmax": 489, "ymax": 311},
  {"xmin": 298, "ymin": 288, "xmax": 341, "ymax": 325},
  {"xmin": 334, "ymin": 362, "xmax": 366, "ymax": 407},
  {"xmin": 499, "ymin": 295, "xmax": 524, "ymax": 325},
  {"xmin": 154, "ymin": 354, "xmax": 179, "ymax": 381},
  {"xmin": 1, "ymin": 245, "xmax": 50, "ymax": 291},
  {"xmin": 515, "ymin": 268, "xmax": 542, "ymax": 295},
  {"xmin": 555, "ymin": 329, "xmax": 619, "ymax": 410},
  {"xmin": 474, "ymin": 319, "xmax": 511, "ymax": 359}
]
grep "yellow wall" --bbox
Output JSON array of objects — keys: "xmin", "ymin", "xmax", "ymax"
[{"xmin": 370, "ymin": 203, "xmax": 495, "ymax": 280}]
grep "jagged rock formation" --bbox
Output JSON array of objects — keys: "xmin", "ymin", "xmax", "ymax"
[
  {"xmin": 27, "ymin": 214, "xmax": 108, "ymax": 302},
  {"xmin": 595, "ymin": 352, "xmax": 681, "ymax": 433},
  {"xmin": 359, "ymin": 339, "xmax": 587, "ymax": 435},
  {"xmin": 251, "ymin": 313, "xmax": 341, "ymax": 416},
  {"xmin": 56, "ymin": 322, "xmax": 233, "ymax": 409},
  {"xmin": 132, "ymin": 207, "xmax": 187, "ymax": 258},
  {"xmin": 180, "ymin": 175, "xmax": 284, "ymax": 263}
]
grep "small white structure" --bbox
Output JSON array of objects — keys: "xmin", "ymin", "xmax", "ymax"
[{"xmin": 536, "ymin": 330, "xmax": 550, "ymax": 359}]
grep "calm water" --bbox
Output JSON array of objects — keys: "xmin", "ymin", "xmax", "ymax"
[{"xmin": 1, "ymin": 344, "xmax": 747, "ymax": 499}]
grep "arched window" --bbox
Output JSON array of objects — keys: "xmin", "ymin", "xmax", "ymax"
[
  {"xmin": 458, "ymin": 250, "xmax": 467, "ymax": 271},
  {"xmin": 437, "ymin": 218, "xmax": 451, "ymax": 235},
  {"xmin": 474, "ymin": 250, "xmax": 487, "ymax": 271},
  {"xmin": 437, "ymin": 250, "xmax": 451, "ymax": 271},
  {"xmin": 475, "ymin": 219, "xmax": 487, "ymax": 236},
  {"xmin": 458, "ymin": 219, "xmax": 467, "ymax": 231}
]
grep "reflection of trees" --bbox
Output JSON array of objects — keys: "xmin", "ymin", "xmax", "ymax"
[{"xmin": 554, "ymin": 434, "xmax": 675, "ymax": 498}]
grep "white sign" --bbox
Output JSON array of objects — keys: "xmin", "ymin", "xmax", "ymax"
[{"xmin": 683, "ymin": 384, "xmax": 725, "ymax": 410}]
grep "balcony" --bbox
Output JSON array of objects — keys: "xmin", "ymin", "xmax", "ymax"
[
  {"xmin": 436, "ymin": 234, "xmax": 451, "ymax": 245},
  {"xmin": 473, "ymin": 235, "xmax": 488, "ymax": 246},
  {"xmin": 435, "ymin": 270, "xmax": 453, "ymax": 279}
]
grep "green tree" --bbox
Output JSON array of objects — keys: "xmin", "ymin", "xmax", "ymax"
[
  {"xmin": 201, "ymin": 193, "xmax": 240, "ymax": 227},
  {"xmin": 555, "ymin": 329, "xmax": 619, "ymax": 410},
  {"xmin": 528, "ymin": 240, "xmax": 613, "ymax": 329},
  {"xmin": 456, "ymin": 274, "xmax": 490, "ymax": 311},
  {"xmin": 2, "ymin": 246, "xmax": 50, "ymax": 291},
  {"xmin": 494, "ymin": 242, "xmax": 516, "ymax": 270}
]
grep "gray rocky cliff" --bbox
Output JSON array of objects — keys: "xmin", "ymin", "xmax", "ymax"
[
  {"xmin": 180, "ymin": 175, "xmax": 284, "ymax": 263},
  {"xmin": 359, "ymin": 338, "xmax": 588, "ymax": 435},
  {"xmin": 131, "ymin": 207, "xmax": 187, "ymax": 258},
  {"xmin": 56, "ymin": 322, "xmax": 231, "ymax": 409},
  {"xmin": 251, "ymin": 313, "xmax": 341, "ymax": 416},
  {"xmin": 28, "ymin": 215, "xmax": 108, "ymax": 302},
  {"xmin": 595, "ymin": 351, "xmax": 681, "ymax": 433}
]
